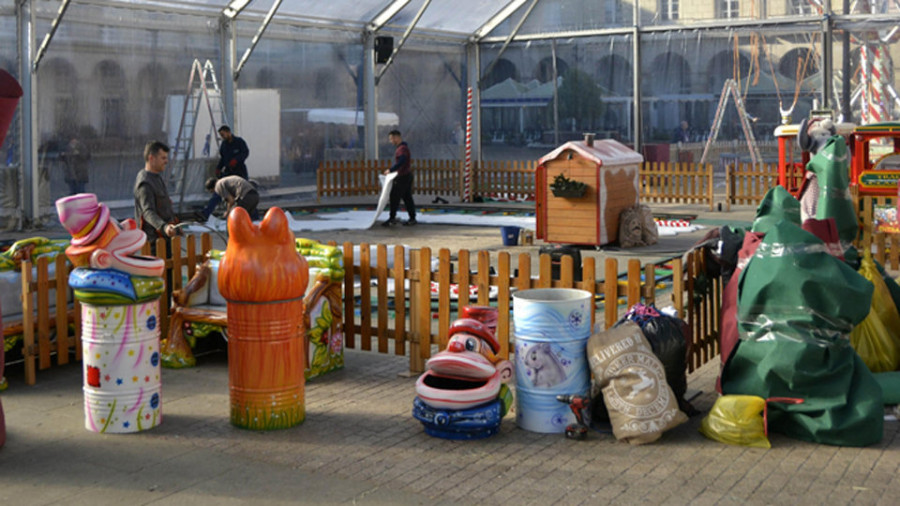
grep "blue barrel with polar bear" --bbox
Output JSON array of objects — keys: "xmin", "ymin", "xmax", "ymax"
[{"xmin": 513, "ymin": 288, "xmax": 592, "ymax": 433}]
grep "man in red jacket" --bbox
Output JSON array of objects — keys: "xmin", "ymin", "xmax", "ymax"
[{"xmin": 382, "ymin": 130, "xmax": 416, "ymax": 226}]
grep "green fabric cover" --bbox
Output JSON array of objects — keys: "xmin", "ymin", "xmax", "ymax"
[
  {"xmin": 873, "ymin": 372, "xmax": 900, "ymax": 405},
  {"xmin": 723, "ymin": 339, "xmax": 883, "ymax": 446},
  {"xmin": 807, "ymin": 135, "xmax": 858, "ymax": 244},
  {"xmin": 722, "ymin": 220, "xmax": 883, "ymax": 446},
  {"xmin": 751, "ymin": 186, "xmax": 801, "ymax": 234}
]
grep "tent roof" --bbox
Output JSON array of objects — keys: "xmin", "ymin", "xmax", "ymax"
[{"xmin": 159, "ymin": 0, "xmax": 528, "ymax": 40}]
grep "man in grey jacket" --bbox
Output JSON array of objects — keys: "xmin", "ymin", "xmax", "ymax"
[
  {"xmin": 134, "ymin": 140, "xmax": 178, "ymax": 305},
  {"xmin": 205, "ymin": 175, "xmax": 259, "ymax": 220},
  {"xmin": 134, "ymin": 140, "xmax": 178, "ymax": 250}
]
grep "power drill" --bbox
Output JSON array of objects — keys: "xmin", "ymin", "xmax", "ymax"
[{"xmin": 556, "ymin": 393, "xmax": 590, "ymax": 440}]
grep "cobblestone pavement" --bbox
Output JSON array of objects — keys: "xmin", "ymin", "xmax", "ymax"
[{"xmin": 2, "ymin": 346, "xmax": 898, "ymax": 505}]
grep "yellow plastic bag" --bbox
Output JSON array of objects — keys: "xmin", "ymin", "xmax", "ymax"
[
  {"xmin": 699, "ymin": 395, "xmax": 771, "ymax": 449},
  {"xmin": 850, "ymin": 251, "xmax": 900, "ymax": 373}
]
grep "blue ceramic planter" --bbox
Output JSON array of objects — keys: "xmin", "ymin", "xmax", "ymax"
[{"xmin": 412, "ymin": 396, "xmax": 502, "ymax": 440}]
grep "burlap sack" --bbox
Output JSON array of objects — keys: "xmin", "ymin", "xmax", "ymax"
[
  {"xmin": 618, "ymin": 204, "xmax": 658, "ymax": 248},
  {"xmin": 587, "ymin": 321, "xmax": 688, "ymax": 444}
]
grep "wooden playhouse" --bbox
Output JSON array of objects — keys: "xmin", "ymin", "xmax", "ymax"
[{"xmin": 535, "ymin": 136, "xmax": 643, "ymax": 246}]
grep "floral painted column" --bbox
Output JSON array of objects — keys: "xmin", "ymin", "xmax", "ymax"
[{"xmin": 56, "ymin": 194, "xmax": 166, "ymax": 433}]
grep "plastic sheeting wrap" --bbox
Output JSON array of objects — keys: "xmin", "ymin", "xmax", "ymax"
[
  {"xmin": 806, "ymin": 136, "xmax": 857, "ymax": 245},
  {"xmin": 737, "ymin": 222, "xmax": 871, "ymax": 346},
  {"xmin": 722, "ymin": 220, "xmax": 883, "ymax": 447}
]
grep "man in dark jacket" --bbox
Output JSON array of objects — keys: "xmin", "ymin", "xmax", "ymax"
[
  {"xmin": 200, "ymin": 125, "xmax": 250, "ymax": 220},
  {"xmin": 382, "ymin": 130, "xmax": 416, "ymax": 226},
  {"xmin": 216, "ymin": 125, "xmax": 249, "ymax": 179}
]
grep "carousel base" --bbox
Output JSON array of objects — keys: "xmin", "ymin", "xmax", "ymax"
[{"xmin": 412, "ymin": 396, "xmax": 502, "ymax": 440}]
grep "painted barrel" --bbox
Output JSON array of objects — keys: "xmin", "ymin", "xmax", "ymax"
[
  {"xmin": 81, "ymin": 300, "xmax": 162, "ymax": 433},
  {"xmin": 228, "ymin": 298, "xmax": 306, "ymax": 430},
  {"xmin": 513, "ymin": 288, "xmax": 592, "ymax": 433}
]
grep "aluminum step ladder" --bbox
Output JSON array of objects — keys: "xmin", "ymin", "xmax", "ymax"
[
  {"xmin": 700, "ymin": 78, "xmax": 762, "ymax": 167},
  {"xmin": 170, "ymin": 59, "xmax": 225, "ymax": 211}
]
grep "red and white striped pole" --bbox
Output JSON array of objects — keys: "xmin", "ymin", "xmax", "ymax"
[
  {"xmin": 464, "ymin": 86, "xmax": 473, "ymax": 202},
  {"xmin": 861, "ymin": 44, "xmax": 873, "ymax": 124}
]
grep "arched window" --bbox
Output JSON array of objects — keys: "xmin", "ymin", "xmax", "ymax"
[
  {"xmin": 482, "ymin": 59, "xmax": 518, "ymax": 89},
  {"xmin": 706, "ymin": 50, "xmax": 751, "ymax": 90},
  {"xmin": 39, "ymin": 58, "xmax": 79, "ymax": 135},
  {"xmin": 136, "ymin": 63, "xmax": 168, "ymax": 139},
  {"xmin": 647, "ymin": 52, "xmax": 691, "ymax": 95},
  {"xmin": 778, "ymin": 47, "xmax": 818, "ymax": 81},
  {"xmin": 597, "ymin": 55, "xmax": 632, "ymax": 96},
  {"xmin": 534, "ymin": 57, "xmax": 568, "ymax": 82},
  {"xmin": 94, "ymin": 60, "xmax": 127, "ymax": 137}
]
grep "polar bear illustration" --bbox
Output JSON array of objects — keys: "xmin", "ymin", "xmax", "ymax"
[{"xmin": 523, "ymin": 342, "xmax": 567, "ymax": 388}]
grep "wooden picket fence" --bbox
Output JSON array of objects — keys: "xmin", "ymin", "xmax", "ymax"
[
  {"xmin": 15, "ymin": 202, "xmax": 900, "ymax": 387},
  {"xmin": 724, "ymin": 162, "xmax": 781, "ymax": 209},
  {"xmin": 4, "ymin": 233, "xmax": 213, "ymax": 386},
  {"xmin": 317, "ymin": 158, "xmax": 784, "ymax": 211},
  {"xmin": 639, "ymin": 161, "xmax": 715, "ymax": 210},
  {"xmin": 317, "ymin": 159, "xmax": 536, "ymax": 202},
  {"xmin": 6, "ymin": 232, "xmax": 732, "ymax": 384},
  {"xmin": 470, "ymin": 160, "xmax": 536, "ymax": 202},
  {"xmin": 13, "ymin": 255, "xmax": 79, "ymax": 385},
  {"xmin": 139, "ymin": 233, "xmax": 214, "ymax": 341},
  {"xmin": 341, "ymin": 243, "xmax": 721, "ymax": 374}
]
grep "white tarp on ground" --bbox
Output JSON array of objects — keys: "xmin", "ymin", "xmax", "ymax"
[
  {"xmin": 181, "ymin": 167, "xmax": 699, "ymax": 235},
  {"xmin": 182, "ymin": 206, "xmax": 537, "ymax": 233},
  {"xmin": 182, "ymin": 207, "xmax": 698, "ymax": 236},
  {"xmin": 302, "ymin": 108, "xmax": 399, "ymax": 127}
]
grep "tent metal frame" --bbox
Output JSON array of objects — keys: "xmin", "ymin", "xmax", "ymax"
[{"xmin": 11, "ymin": 0, "xmax": 900, "ymax": 226}]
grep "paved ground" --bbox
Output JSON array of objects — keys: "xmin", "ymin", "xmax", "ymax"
[
  {"xmin": 2, "ymin": 346, "xmax": 898, "ymax": 506},
  {"xmin": 3, "ymin": 197, "xmax": 899, "ymax": 505}
]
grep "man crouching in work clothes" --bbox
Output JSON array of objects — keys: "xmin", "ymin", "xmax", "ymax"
[
  {"xmin": 382, "ymin": 129, "xmax": 416, "ymax": 227},
  {"xmin": 205, "ymin": 175, "xmax": 260, "ymax": 220}
]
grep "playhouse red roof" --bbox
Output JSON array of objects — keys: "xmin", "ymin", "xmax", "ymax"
[{"xmin": 537, "ymin": 138, "xmax": 643, "ymax": 167}]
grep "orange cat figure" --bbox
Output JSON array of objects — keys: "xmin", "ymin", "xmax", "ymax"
[{"xmin": 219, "ymin": 206, "xmax": 309, "ymax": 430}]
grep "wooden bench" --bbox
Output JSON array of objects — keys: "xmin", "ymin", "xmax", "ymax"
[{"xmin": 161, "ymin": 250, "xmax": 345, "ymax": 380}]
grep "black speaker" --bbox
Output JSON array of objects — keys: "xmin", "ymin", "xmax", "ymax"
[{"xmin": 374, "ymin": 36, "xmax": 393, "ymax": 64}]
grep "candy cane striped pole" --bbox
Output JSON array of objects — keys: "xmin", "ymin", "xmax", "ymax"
[
  {"xmin": 861, "ymin": 44, "xmax": 871, "ymax": 124},
  {"xmin": 872, "ymin": 45, "xmax": 889, "ymax": 122},
  {"xmin": 464, "ymin": 87, "xmax": 473, "ymax": 202}
]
